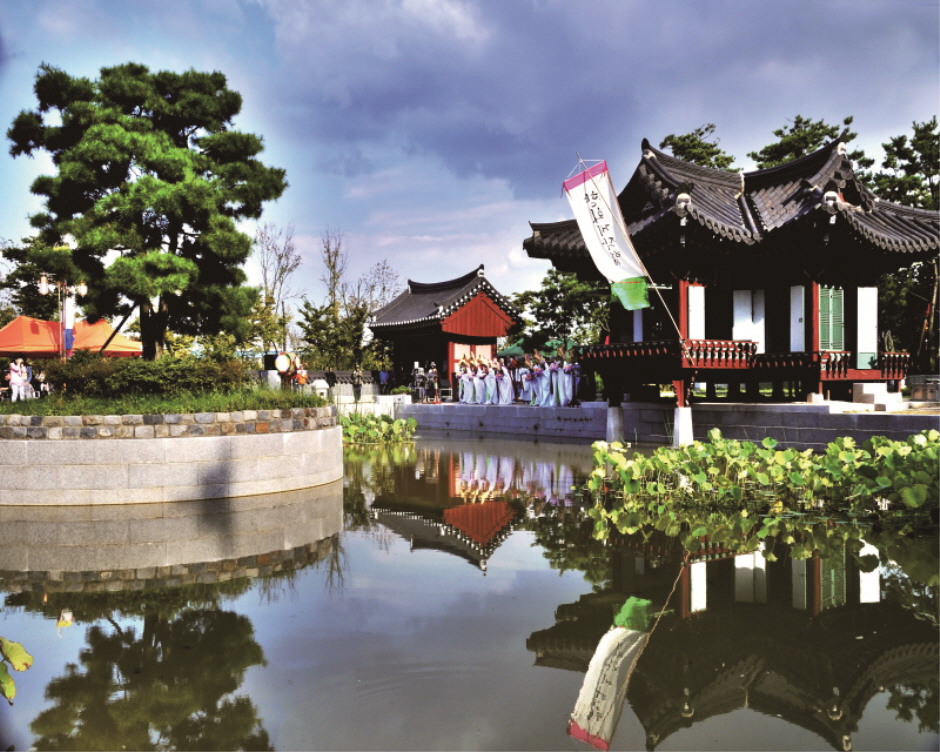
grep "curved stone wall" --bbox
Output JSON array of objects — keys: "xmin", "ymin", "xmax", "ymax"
[{"xmin": 0, "ymin": 407, "xmax": 342, "ymax": 505}]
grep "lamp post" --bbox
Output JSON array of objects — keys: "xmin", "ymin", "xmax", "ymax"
[{"xmin": 38, "ymin": 274, "xmax": 87, "ymax": 358}]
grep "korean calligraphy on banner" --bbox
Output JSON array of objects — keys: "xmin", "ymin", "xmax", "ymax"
[{"xmin": 563, "ymin": 161, "xmax": 650, "ymax": 310}]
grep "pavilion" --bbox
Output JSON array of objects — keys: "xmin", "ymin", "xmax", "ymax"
[
  {"xmin": 523, "ymin": 134, "xmax": 938, "ymax": 411},
  {"xmin": 369, "ymin": 265, "xmax": 522, "ymax": 390}
]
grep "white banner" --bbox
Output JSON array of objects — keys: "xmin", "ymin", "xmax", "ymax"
[{"xmin": 563, "ymin": 161, "xmax": 645, "ymax": 283}]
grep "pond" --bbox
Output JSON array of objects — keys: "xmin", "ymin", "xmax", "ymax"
[{"xmin": 0, "ymin": 434, "xmax": 936, "ymax": 751}]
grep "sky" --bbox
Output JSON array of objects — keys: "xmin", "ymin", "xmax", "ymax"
[{"xmin": 0, "ymin": 0, "xmax": 937, "ymax": 309}]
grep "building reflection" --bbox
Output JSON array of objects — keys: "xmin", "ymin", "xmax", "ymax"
[
  {"xmin": 345, "ymin": 441, "xmax": 936, "ymax": 751},
  {"xmin": 527, "ymin": 529, "xmax": 939, "ymax": 751},
  {"xmin": 361, "ymin": 439, "xmax": 594, "ymax": 572}
]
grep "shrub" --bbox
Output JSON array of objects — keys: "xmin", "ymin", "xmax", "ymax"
[{"xmin": 40, "ymin": 352, "xmax": 248, "ymax": 397}]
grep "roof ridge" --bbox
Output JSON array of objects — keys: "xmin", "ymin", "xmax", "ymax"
[{"xmin": 408, "ymin": 265, "xmax": 484, "ymax": 293}]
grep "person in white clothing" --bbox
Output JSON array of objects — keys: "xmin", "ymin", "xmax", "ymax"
[
  {"xmin": 484, "ymin": 360, "xmax": 498, "ymax": 404},
  {"xmin": 497, "ymin": 359, "xmax": 514, "ymax": 404},
  {"xmin": 8, "ymin": 358, "xmax": 27, "ymax": 402},
  {"xmin": 473, "ymin": 362, "xmax": 487, "ymax": 404}
]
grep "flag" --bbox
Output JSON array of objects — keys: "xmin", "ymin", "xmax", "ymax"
[
  {"xmin": 564, "ymin": 161, "xmax": 649, "ymax": 310},
  {"xmin": 64, "ymin": 294, "xmax": 75, "ymax": 355}
]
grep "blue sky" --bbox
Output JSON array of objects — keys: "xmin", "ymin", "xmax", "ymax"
[{"xmin": 1, "ymin": 0, "xmax": 937, "ymax": 306}]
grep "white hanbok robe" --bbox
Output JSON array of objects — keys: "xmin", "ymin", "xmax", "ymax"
[
  {"xmin": 473, "ymin": 368, "xmax": 487, "ymax": 404},
  {"xmin": 516, "ymin": 367, "xmax": 531, "ymax": 403},
  {"xmin": 540, "ymin": 366, "xmax": 557, "ymax": 406},
  {"xmin": 557, "ymin": 361, "xmax": 574, "ymax": 407},
  {"xmin": 498, "ymin": 367, "xmax": 514, "ymax": 404},
  {"xmin": 484, "ymin": 368, "xmax": 498, "ymax": 404}
]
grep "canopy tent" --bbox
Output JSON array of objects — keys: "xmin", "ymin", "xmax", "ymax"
[
  {"xmin": 0, "ymin": 315, "xmax": 141, "ymax": 357},
  {"xmin": 497, "ymin": 337, "xmax": 579, "ymax": 360}
]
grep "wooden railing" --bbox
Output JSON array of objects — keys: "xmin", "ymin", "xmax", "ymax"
[{"xmin": 582, "ymin": 342, "xmax": 912, "ymax": 379}]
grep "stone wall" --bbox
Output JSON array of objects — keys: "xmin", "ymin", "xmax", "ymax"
[
  {"xmin": 397, "ymin": 402, "xmax": 607, "ymax": 442},
  {"xmin": 398, "ymin": 402, "xmax": 939, "ymax": 450},
  {"xmin": 622, "ymin": 402, "xmax": 940, "ymax": 450},
  {"xmin": 0, "ymin": 407, "xmax": 342, "ymax": 504}
]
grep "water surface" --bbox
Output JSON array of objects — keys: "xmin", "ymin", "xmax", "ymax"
[{"xmin": 0, "ymin": 434, "xmax": 936, "ymax": 751}]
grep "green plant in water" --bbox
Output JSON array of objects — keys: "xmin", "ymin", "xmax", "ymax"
[
  {"xmin": 584, "ymin": 429, "xmax": 939, "ymax": 586},
  {"xmin": 340, "ymin": 413, "xmax": 417, "ymax": 444},
  {"xmin": 0, "ymin": 636, "xmax": 33, "ymax": 704}
]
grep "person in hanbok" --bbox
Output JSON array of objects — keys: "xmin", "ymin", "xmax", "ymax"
[
  {"xmin": 516, "ymin": 358, "xmax": 532, "ymax": 403},
  {"xmin": 530, "ymin": 356, "xmax": 544, "ymax": 406},
  {"xmin": 473, "ymin": 361, "xmax": 488, "ymax": 404},
  {"xmin": 497, "ymin": 359, "xmax": 514, "ymax": 405},
  {"xmin": 457, "ymin": 361, "xmax": 470, "ymax": 403},
  {"xmin": 484, "ymin": 360, "xmax": 498, "ymax": 404},
  {"xmin": 557, "ymin": 354, "xmax": 575, "ymax": 407},
  {"xmin": 541, "ymin": 357, "xmax": 558, "ymax": 407}
]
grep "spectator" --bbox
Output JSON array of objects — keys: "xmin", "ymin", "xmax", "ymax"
[
  {"xmin": 352, "ymin": 365, "xmax": 363, "ymax": 402},
  {"xmin": 325, "ymin": 367, "xmax": 337, "ymax": 399}
]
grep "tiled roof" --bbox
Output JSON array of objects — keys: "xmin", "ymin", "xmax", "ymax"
[
  {"xmin": 370, "ymin": 265, "xmax": 521, "ymax": 330},
  {"xmin": 525, "ymin": 134, "xmax": 939, "ymax": 276}
]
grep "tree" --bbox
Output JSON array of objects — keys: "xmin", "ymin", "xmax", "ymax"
[
  {"xmin": 511, "ymin": 268, "xmax": 608, "ymax": 353},
  {"xmin": 297, "ymin": 229, "xmax": 402, "ymax": 370},
  {"xmin": 659, "ymin": 124, "xmax": 736, "ymax": 170},
  {"xmin": 0, "ymin": 237, "xmax": 67, "ymax": 320},
  {"xmin": 871, "ymin": 117, "xmax": 939, "ymax": 211},
  {"xmin": 7, "ymin": 62, "xmax": 287, "ymax": 359},
  {"xmin": 747, "ymin": 115, "xmax": 873, "ymax": 172},
  {"xmin": 251, "ymin": 222, "xmax": 301, "ymax": 354}
]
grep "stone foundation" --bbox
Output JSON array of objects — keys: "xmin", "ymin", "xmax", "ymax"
[{"xmin": 0, "ymin": 407, "xmax": 342, "ymax": 504}]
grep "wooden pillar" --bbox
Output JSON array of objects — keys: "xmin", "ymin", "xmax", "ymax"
[
  {"xmin": 679, "ymin": 563, "xmax": 691, "ymax": 619},
  {"xmin": 807, "ymin": 281, "xmax": 821, "ymax": 354},
  {"xmin": 811, "ymin": 551, "xmax": 822, "ymax": 617}
]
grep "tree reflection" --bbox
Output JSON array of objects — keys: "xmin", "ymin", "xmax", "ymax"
[{"xmin": 17, "ymin": 585, "xmax": 271, "ymax": 751}]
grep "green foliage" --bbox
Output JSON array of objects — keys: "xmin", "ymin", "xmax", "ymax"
[
  {"xmin": 589, "ymin": 429, "xmax": 938, "ymax": 513},
  {"xmin": 511, "ymin": 268, "xmax": 608, "ymax": 352},
  {"xmin": 340, "ymin": 413, "xmax": 416, "ymax": 444},
  {"xmin": 297, "ymin": 296, "xmax": 369, "ymax": 371},
  {"xmin": 659, "ymin": 124, "xmax": 736, "ymax": 170},
  {"xmin": 0, "ymin": 237, "xmax": 65, "ymax": 319},
  {"xmin": 872, "ymin": 117, "xmax": 939, "ymax": 211},
  {"xmin": 585, "ymin": 430, "xmax": 939, "ymax": 585},
  {"xmin": 747, "ymin": 115, "xmax": 873, "ymax": 172},
  {"xmin": 7, "ymin": 62, "xmax": 287, "ymax": 359},
  {"xmin": 389, "ymin": 385, "xmax": 411, "ymax": 395},
  {"xmin": 0, "ymin": 387, "xmax": 325, "ymax": 416},
  {"xmin": 36, "ymin": 350, "xmax": 248, "ymax": 397},
  {"xmin": 0, "ymin": 636, "xmax": 33, "ymax": 705}
]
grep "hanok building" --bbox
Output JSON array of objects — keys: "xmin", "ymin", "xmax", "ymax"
[
  {"xmin": 369, "ymin": 265, "xmax": 522, "ymax": 389},
  {"xmin": 524, "ymin": 134, "xmax": 938, "ymax": 408}
]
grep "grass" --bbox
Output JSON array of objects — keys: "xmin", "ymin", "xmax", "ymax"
[{"xmin": 0, "ymin": 388, "xmax": 328, "ymax": 417}]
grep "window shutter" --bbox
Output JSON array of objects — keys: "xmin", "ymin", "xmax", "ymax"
[{"xmin": 819, "ymin": 286, "xmax": 844, "ymax": 351}]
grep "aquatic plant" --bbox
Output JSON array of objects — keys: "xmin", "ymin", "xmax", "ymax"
[
  {"xmin": 587, "ymin": 428, "xmax": 938, "ymax": 514},
  {"xmin": 0, "ymin": 636, "xmax": 33, "ymax": 704},
  {"xmin": 584, "ymin": 429, "xmax": 939, "ymax": 586},
  {"xmin": 340, "ymin": 413, "xmax": 417, "ymax": 444}
]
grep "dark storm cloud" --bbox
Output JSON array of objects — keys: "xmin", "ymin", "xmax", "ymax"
[{"xmin": 262, "ymin": 0, "xmax": 938, "ymax": 198}]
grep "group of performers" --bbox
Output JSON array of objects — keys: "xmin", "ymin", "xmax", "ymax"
[{"xmin": 456, "ymin": 351, "xmax": 580, "ymax": 407}]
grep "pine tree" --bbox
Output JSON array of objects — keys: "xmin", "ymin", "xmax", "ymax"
[{"xmin": 7, "ymin": 62, "xmax": 287, "ymax": 359}]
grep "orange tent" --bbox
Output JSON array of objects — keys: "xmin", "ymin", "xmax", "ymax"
[
  {"xmin": 0, "ymin": 315, "xmax": 61, "ymax": 356},
  {"xmin": 73, "ymin": 320, "xmax": 142, "ymax": 357},
  {"xmin": 0, "ymin": 315, "xmax": 142, "ymax": 357}
]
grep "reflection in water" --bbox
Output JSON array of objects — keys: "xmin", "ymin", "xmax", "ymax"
[
  {"xmin": 528, "ymin": 520, "xmax": 939, "ymax": 751},
  {"xmin": 0, "ymin": 439, "xmax": 935, "ymax": 750},
  {"xmin": 345, "ymin": 441, "xmax": 938, "ymax": 751},
  {"xmin": 0, "ymin": 482, "xmax": 344, "ymax": 751}
]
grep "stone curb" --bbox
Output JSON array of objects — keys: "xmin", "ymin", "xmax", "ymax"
[{"xmin": 0, "ymin": 406, "xmax": 336, "ymax": 440}]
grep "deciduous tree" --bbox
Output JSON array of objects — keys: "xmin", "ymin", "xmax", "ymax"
[{"xmin": 7, "ymin": 62, "xmax": 287, "ymax": 359}]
